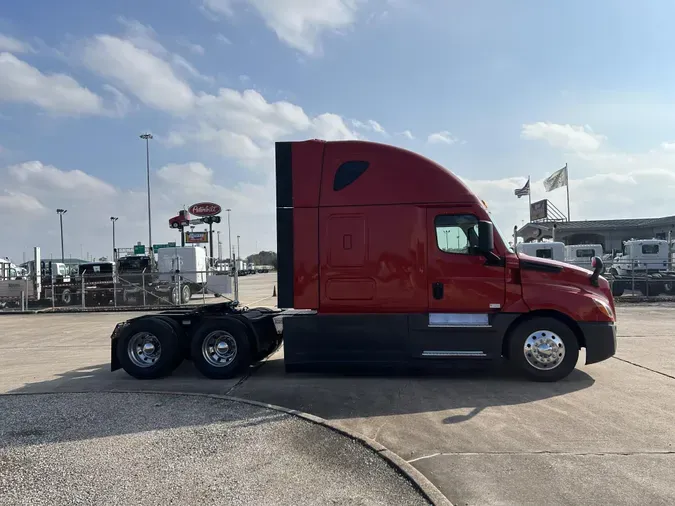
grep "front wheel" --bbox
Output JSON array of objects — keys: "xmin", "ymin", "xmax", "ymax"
[
  {"xmin": 190, "ymin": 320, "xmax": 252, "ymax": 379},
  {"xmin": 508, "ymin": 317, "xmax": 579, "ymax": 382}
]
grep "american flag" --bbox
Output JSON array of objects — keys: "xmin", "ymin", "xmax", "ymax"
[{"xmin": 514, "ymin": 178, "xmax": 530, "ymax": 198}]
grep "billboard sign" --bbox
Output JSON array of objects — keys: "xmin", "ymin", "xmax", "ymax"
[
  {"xmin": 185, "ymin": 231, "xmax": 209, "ymax": 244},
  {"xmin": 530, "ymin": 199, "xmax": 548, "ymax": 221},
  {"xmin": 188, "ymin": 202, "xmax": 221, "ymax": 217}
]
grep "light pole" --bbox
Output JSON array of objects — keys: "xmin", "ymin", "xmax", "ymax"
[
  {"xmin": 226, "ymin": 208, "xmax": 232, "ymax": 261},
  {"xmin": 217, "ymin": 231, "xmax": 222, "ymax": 261},
  {"xmin": 237, "ymin": 235, "xmax": 240, "ymax": 260},
  {"xmin": 56, "ymin": 209, "xmax": 67, "ymax": 263},
  {"xmin": 110, "ymin": 217, "xmax": 118, "ymax": 261},
  {"xmin": 140, "ymin": 133, "xmax": 153, "ymax": 259}
]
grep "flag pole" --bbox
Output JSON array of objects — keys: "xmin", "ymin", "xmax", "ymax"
[
  {"xmin": 527, "ymin": 175, "xmax": 531, "ymax": 222},
  {"xmin": 565, "ymin": 163, "xmax": 570, "ymax": 221}
]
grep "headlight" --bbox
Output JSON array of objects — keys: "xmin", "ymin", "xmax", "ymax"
[{"xmin": 592, "ymin": 298, "xmax": 614, "ymax": 320}]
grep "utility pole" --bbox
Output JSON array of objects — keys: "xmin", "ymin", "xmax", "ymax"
[
  {"xmin": 217, "ymin": 231, "xmax": 222, "ymax": 261},
  {"xmin": 110, "ymin": 217, "xmax": 118, "ymax": 261},
  {"xmin": 56, "ymin": 209, "xmax": 67, "ymax": 263},
  {"xmin": 140, "ymin": 133, "xmax": 153, "ymax": 260},
  {"xmin": 237, "ymin": 235, "xmax": 240, "ymax": 260},
  {"xmin": 226, "ymin": 208, "xmax": 232, "ymax": 262}
]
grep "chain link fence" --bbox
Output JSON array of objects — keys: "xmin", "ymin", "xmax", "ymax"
[{"xmin": 1, "ymin": 269, "xmax": 234, "ymax": 312}]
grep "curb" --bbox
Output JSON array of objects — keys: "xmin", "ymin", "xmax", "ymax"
[{"xmin": 2, "ymin": 389, "xmax": 452, "ymax": 506}]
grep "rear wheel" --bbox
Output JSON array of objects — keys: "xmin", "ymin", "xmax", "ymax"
[
  {"xmin": 508, "ymin": 317, "xmax": 579, "ymax": 382},
  {"xmin": 611, "ymin": 282, "xmax": 625, "ymax": 297},
  {"xmin": 191, "ymin": 319, "xmax": 252, "ymax": 379},
  {"xmin": 61, "ymin": 288, "xmax": 74, "ymax": 305},
  {"xmin": 117, "ymin": 317, "xmax": 180, "ymax": 379},
  {"xmin": 181, "ymin": 284, "xmax": 192, "ymax": 304}
]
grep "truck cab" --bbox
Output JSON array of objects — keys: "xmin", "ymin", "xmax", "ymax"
[
  {"xmin": 611, "ymin": 239, "xmax": 668, "ymax": 276},
  {"xmin": 516, "ymin": 241, "xmax": 566, "ymax": 262},
  {"xmin": 275, "ymin": 140, "xmax": 616, "ymax": 381},
  {"xmin": 565, "ymin": 244, "xmax": 604, "ymax": 270},
  {"xmin": 111, "ymin": 139, "xmax": 616, "ymax": 384},
  {"xmin": 169, "ymin": 210, "xmax": 191, "ymax": 229}
]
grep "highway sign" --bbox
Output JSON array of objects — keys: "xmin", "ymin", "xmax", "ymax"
[
  {"xmin": 133, "ymin": 245, "xmax": 145, "ymax": 255},
  {"xmin": 152, "ymin": 243, "xmax": 176, "ymax": 253}
]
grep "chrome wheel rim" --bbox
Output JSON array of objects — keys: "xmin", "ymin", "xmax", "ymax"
[
  {"xmin": 524, "ymin": 330, "xmax": 565, "ymax": 370},
  {"xmin": 202, "ymin": 331, "xmax": 237, "ymax": 367},
  {"xmin": 128, "ymin": 332, "xmax": 161, "ymax": 368}
]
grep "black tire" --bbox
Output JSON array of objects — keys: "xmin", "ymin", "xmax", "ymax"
[
  {"xmin": 181, "ymin": 284, "xmax": 192, "ymax": 304},
  {"xmin": 611, "ymin": 282, "xmax": 625, "ymax": 297},
  {"xmin": 664, "ymin": 281, "xmax": 675, "ymax": 294},
  {"xmin": 61, "ymin": 288, "xmax": 73, "ymax": 305},
  {"xmin": 190, "ymin": 319, "xmax": 252, "ymax": 379},
  {"xmin": 154, "ymin": 316, "xmax": 187, "ymax": 369},
  {"xmin": 507, "ymin": 317, "xmax": 579, "ymax": 382},
  {"xmin": 116, "ymin": 317, "xmax": 180, "ymax": 379}
]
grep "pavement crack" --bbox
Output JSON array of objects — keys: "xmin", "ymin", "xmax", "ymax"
[
  {"xmin": 612, "ymin": 356, "xmax": 675, "ymax": 380},
  {"xmin": 407, "ymin": 450, "xmax": 675, "ymax": 463}
]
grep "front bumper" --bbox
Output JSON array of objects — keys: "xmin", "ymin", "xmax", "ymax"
[{"xmin": 578, "ymin": 321, "xmax": 617, "ymax": 364}]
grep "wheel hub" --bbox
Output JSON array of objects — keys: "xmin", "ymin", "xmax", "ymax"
[
  {"xmin": 524, "ymin": 330, "xmax": 565, "ymax": 370},
  {"xmin": 202, "ymin": 331, "xmax": 237, "ymax": 367},
  {"xmin": 128, "ymin": 332, "xmax": 161, "ymax": 368}
]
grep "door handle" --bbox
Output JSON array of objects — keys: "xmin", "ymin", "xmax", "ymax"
[{"xmin": 432, "ymin": 282, "xmax": 444, "ymax": 300}]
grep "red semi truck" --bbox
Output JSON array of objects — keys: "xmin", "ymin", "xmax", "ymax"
[{"xmin": 110, "ymin": 140, "xmax": 616, "ymax": 382}]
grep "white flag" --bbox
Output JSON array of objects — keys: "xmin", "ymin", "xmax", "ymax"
[{"xmin": 543, "ymin": 166, "xmax": 568, "ymax": 192}]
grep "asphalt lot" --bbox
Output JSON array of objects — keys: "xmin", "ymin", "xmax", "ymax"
[
  {"xmin": 1, "ymin": 273, "xmax": 674, "ymax": 505},
  {"xmin": 0, "ymin": 392, "xmax": 428, "ymax": 506}
]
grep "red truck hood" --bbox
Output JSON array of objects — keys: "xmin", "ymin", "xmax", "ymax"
[{"xmin": 517, "ymin": 254, "xmax": 615, "ymax": 321}]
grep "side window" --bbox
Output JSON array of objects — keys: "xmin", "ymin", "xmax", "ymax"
[
  {"xmin": 642, "ymin": 244, "xmax": 659, "ymax": 254},
  {"xmin": 535, "ymin": 249, "xmax": 553, "ymax": 259},
  {"xmin": 333, "ymin": 161, "xmax": 370, "ymax": 191},
  {"xmin": 435, "ymin": 214, "xmax": 479, "ymax": 255},
  {"xmin": 576, "ymin": 248, "xmax": 595, "ymax": 258}
]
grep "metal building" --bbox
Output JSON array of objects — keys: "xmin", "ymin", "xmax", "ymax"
[{"xmin": 517, "ymin": 215, "xmax": 675, "ymax": 255}]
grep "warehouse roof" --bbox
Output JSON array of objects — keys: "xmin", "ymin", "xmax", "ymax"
[{"xmin": 554, "ymin": 215, "xmax": 675, "ymax": 231}]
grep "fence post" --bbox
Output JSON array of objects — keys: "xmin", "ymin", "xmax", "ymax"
[
  {"xmin": 21, "ymin": 290, "xmax": 25, "ymax": 312},
  {"xmin": 113, "ymin": 270, "xmax": 117, "ymax": 308},
  {"xmin": 51, "ymin": 275, "xmax": 55, "ymax": 310},
  {"xmin": 142, "ymin": 268, "xmax": 147, "ymax": 306},
  {"xmin": 631, "ymin": 261, "xmax": 635, "ymax": 293},
  {"xmin": 202, "ymin": 271, "xmax": 206, "ymax": 305},
  {"xmin": 82, "ymin": 270, "xmax": 86, "ymax": 309}
]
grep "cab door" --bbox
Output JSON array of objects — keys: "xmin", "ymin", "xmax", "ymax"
[{"xmin": 426, "ymin": 209, "xmax": 505, "ymax": 314}]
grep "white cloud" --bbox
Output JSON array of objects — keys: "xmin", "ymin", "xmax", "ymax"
[
  {"xmin": 8, "ymin": 161, "xmax": 116, "ymax": 196},
  {"xmin": 202, "ymin": 0, "xmax": 361, "ymax": 55},
  {"xmin": 0, "ymin": 34, "xmax": 33, "ymax": 54},
  {"xmin": 399, "ymin": 129, "xmax": 414, "ymax": 139},
  {"xmin": 80, "ymin": 35, "xmax": 195, "ymax": 114},
  {"xmin": 352, "ymin": 119, "xmax": 387, "ymax": 135},
  {"xmin": 427, "ymin": 130, "xmax": 458, "ymax": 145},
  {"xmin": 0, "ymin": 190, "xmax": 45, "ymax": 213},
  {"xmin": 0, "ymin": 52, "xmax": 105, "ymax": 115},
  {"xmin": 177, "ymin": 37, "xmax": 205, "ymax": 55},
  {"xmin": 215, "ymin": 33, "xmax": 232, "ymax": 45},
  {"xmin": 0, "ymin": 159, "xmax": 276, "ymax": 261},
  {"xmin": 661, "ymin": 141, "xmax": 675, "ymax": 152},
  {"xmin": 521, "ymin": 122, "xmax": 606, "ymax": 152}
]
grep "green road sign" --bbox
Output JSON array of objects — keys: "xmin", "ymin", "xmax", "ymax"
[
  {"xmin": 153, "ymin": 243, "xmax": 176, "ymax": 253},
  {"xmin": 133, "ymin": 245, "xmax": 145, "ymax": 255}
]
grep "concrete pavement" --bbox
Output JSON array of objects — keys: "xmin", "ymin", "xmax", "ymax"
[{"xmin": 1, "ymin": 274, "xmax": 674, "ymax": 505}]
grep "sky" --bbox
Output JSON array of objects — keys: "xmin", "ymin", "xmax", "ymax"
[{"xmin": 2, "ymin": 0, "xmax": 675, "ymax": 262}]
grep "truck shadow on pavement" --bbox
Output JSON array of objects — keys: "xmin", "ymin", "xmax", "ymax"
[{"xmin": 6, "ymin": 355, "xmax": 595, "ymax": 430}]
